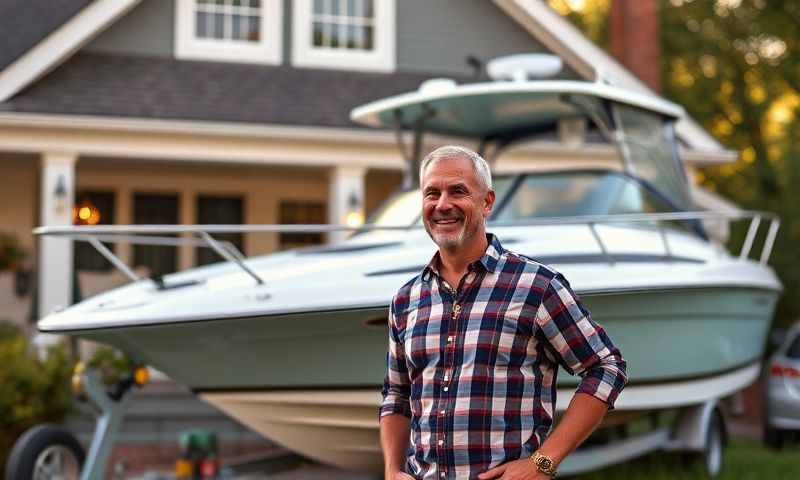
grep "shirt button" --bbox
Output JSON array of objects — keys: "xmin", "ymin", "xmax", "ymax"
[
  {"xmin": 440, "ymin": 472, "xmax": 446, "ymax": 478},
  {"xmin": 443, "ymin": 386, "xmax": 449, "ymax": 392},
  {"xmin": 440, "ymin": 410, "xmax": 446, "ymax": 415},
  {"xmin": 438, "ymin": 439, "xmax": 444, "ymax": 446},
  {"xmin": 447, "ymin": 335, "xmax": 454, "ymax": 343}
]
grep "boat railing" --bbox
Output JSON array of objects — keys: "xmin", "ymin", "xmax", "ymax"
[{"xmin": 34, "ymin": 210, "xmax": 780, "ymax": 286}]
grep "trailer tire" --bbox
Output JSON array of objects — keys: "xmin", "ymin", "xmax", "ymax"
[
  {"xmin": 682, "ymin": 408, "xmax": 726, "ymax": 478},
  {"xmin": 5, "ymin": 424, "xmax": 84, "ymax": 480}
]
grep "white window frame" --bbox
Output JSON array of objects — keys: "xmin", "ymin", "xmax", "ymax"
[
  {"xmin": 175, "ymin": 0, "xmax": 283, "ymax": 65},
  {"xmin": 292, "ymin": 0, "xmax": 395, "ymax": 72}
]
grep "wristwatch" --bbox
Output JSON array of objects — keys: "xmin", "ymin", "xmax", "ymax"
[{"xmin": 530, "ymin": 451, "xmax": 557, "ymax": 477}]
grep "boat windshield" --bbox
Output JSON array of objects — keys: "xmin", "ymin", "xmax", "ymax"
[{"xmin": 492, "ymin": 170, "xmax": 675, "ymax": 221}]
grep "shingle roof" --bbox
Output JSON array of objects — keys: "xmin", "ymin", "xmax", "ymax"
[
  {"xmin": 1, "ymin": 53, "xmax": 465, "ymax": 128},
  {"xmin": 0, "ymin": 0, "xmax": 92, "ymax": 71}
]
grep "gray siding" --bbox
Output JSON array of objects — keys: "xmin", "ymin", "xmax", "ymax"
[
  {"xmin": 396, "ymin": 0, "xmax": 549, "ymax": 76},
  {"xmin": 85, "ymin": 0, "xmax": 175, "ymax": 57}
]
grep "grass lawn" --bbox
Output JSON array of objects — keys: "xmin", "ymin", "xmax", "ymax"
[{"xmin": 576, "ymin": 440, "xmax": 800, "ymax": 479}]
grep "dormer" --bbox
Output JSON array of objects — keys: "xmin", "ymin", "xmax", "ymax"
[{"xmin": 291, "ymin": 0, "xmax": 396, "ymax": 72}]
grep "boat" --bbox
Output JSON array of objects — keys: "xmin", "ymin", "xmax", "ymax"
[{"xmin": 36, "ymin": 56, "xmax": 782, "ymax": 474}]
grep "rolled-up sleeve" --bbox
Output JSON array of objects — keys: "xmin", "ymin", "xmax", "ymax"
[
  {"xmin": 379, "ymin": 300, "xmax": 411, "ymax": 418},
  {"xmin": 535, "ymin": 274, "xmax": 627, "ymax": 408}
]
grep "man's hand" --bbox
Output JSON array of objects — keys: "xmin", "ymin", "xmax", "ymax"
[
  {"xmin": 386, "ymin": 471, "xmax": 416, "ymax": 480},
  {"xmin": 477, "ymin": 459, "xmax": 550, "ymax": 480}
]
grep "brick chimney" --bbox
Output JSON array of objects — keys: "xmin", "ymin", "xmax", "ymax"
[{"xmin": 609, "ymin": 0, "xmax": 661, "ymax": 92}]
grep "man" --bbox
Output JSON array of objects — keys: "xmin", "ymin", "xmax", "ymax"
[{"xmin": 380, "ymin": 146, "xmax": 627, "ymax": 479}]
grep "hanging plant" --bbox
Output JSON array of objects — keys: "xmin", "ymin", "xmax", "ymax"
[{"xmin": 0, "ymin": 233, "xmax": 26, "ymax": 272}]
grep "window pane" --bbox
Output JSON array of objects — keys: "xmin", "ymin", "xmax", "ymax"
[
  {"xmin": 74, "ymin": 192, "xmax": 115, "ymax": 272},
  {"xmin": 247, "ymin": 15, "xmax": 259, "ymax": 41},
  {"xmin": 197, "ymin": 196, "xmax": 244, "ymax": 266},
  {"xmin": 213, "ymin": 12, "xmax": 225, "ymax": 38},
  {"xmin": 313, "ymin": 21, "xmax": 325, "ymax": 46},
  {"xmin": 329, "ymin": 22, "xmax": 340, "ymax": 47},
  {"xmin": 363, "ymin": 25, "xmax": 373, "ymax": 50},
  {"xmin": 279, "ymin": 201, "xmax": 326, "ymax": 250},
  {"xmin": 313, "ymin": 0, "xmax": 325, "ymax": 15},
  {"xmin": 196, "ymin": 11, "xmax": 210, "ymax": 38},
  {"xmin": 331, "ymin": 0, "xmax": 342, "ymax": 16},
  {"xmin": 133, "ymin": 194, "xmax": 179, "ymax": 277}
]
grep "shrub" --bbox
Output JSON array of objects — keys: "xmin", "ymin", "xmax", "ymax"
[
  {"xmin": 0, "ymin": 323, "xmax": 73, "ymax": 470},
  {"xmin": 0, "ymin": 233, "xmax": 26, "ymax": 271}
]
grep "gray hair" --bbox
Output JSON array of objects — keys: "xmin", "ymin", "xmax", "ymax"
[{"xmin": 419, "ymin": 145, "xmax": 493, "ymax": 191}]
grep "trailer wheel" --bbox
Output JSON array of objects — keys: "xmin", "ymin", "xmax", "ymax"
[
  {"xmin": 5, "ymin": 424, "xmax": 84, "ymax": 480},
  {"xmin": 683, "ymin": 408, "xmax": 726, "ymax": 478}
]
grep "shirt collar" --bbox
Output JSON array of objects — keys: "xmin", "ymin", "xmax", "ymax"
[{"xmin": 422, "ymin": 233, "xmax": 504, "ymax": 282}]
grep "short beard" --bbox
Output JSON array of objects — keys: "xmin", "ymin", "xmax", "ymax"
[{"xmin": 425, "ymin": 216, "xmax": 484, "ymax": 251}]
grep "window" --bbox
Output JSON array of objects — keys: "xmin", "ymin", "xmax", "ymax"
[
  {"xmin": 197, "ymin": 195, "xmax": 244, "ymax": 266},
  {"xmin": 133, "ymin": 193, "xmax": 180, "ymax": 277},
  {"xmin": 73, "ymin": 191, "xmax": 115, "ymax": 272},
  {"xmin": 279, "ymin": 201, "xmax": 326, "ymax": 250},
  {"xmin": 175, "ymin": 0, "xmax": 282, "ymax": 64},
  {"xmin": 292, "ymin": 0, "xmax": 395, "ymax": 72}
]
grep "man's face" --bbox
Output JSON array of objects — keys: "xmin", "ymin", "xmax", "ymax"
[{"xmin": 421, "ymin": 156, "xmax": 495, "ymax": 251}]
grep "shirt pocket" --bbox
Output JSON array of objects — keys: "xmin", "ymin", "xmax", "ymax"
[{"xmin": 462, "ymin": 301, "xmax": 532, "ymax": 369}]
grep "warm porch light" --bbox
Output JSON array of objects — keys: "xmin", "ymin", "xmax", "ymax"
[
  {"xmin": 73, "ymin": 198, "xmax": 101, "ymax": 225},
  {"xmin": 346, "ymin": 211, "xmax": 365, "ymax": 228}
]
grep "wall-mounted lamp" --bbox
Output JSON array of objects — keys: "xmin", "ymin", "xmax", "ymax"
[
  {"xmin": 345, "ymin": 191, "xmax": 364, "ymax": 228},
  {"xmin": 53, "ymin": 175, "xmax": 68, "ymax": 213}
]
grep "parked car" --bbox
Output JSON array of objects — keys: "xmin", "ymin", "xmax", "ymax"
[{"xmin": 764, "ymin": 322, "xmax": 800, "ymax": 448}]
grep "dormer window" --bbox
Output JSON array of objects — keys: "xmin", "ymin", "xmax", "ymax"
[
  {"xmin": 292, "ymin": 0, "xmax": 395, "ymax": 72},
  {"xmin": 175, "ymin": 0, "xmax": 282, "ymax": 64}
]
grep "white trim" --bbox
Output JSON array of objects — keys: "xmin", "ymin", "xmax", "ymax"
[
  {"xmin": 292, "ymin": 0, "xmax": 395, "ymax": 72},
  {"xmin": 174, "ymin": 0, "xmax": 282, "ymax": 65},
  {"xmin": 0, "ymin": 0, "xmax": 142, "ymax": 102},
  {"xmin": 492, "ymin": 0, "xmax": 726, "ymax": 153}
]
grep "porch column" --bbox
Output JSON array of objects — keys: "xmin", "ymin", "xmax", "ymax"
[
  {"xmin": 328, "ymin": 166, "xmax": 366, "ymax": 244},
  {"xmin": 38, "ymin": 151, "xmax": 77, "ymax": 319}
]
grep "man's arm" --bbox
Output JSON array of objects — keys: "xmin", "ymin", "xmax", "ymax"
[
  {"xmin": 379, "ymin": 301, "xmax": 413, "ymax": 479},
  {"xmin": 479, "ymin": 273, "xmax": 627, "ymax": 479},
  {"xmin": 380, "ymin": 414, "xmax": 413, "ymax": 479}
]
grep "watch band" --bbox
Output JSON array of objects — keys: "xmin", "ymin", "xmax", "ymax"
[{"xmin": 530, "ymin": 451, "xmax": 558, "ymax": 477}]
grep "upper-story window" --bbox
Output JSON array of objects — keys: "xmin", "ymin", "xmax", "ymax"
[
  {"xmin": 175, "ymin": 0, "xmax": 282, "ymax": 64},
  {"xmin": 292, "ymin": 0, "xmax": 395, "ymax": 72}
]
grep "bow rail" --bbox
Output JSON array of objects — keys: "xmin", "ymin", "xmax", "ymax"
[{"xmin": 34, "ymin": 210, "xmax": 780, "ymax": 287}]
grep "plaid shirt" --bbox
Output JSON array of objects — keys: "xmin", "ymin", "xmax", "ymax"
[{"xmin": 380, "ymin": 234, "xmax": 627, "ymax": 479}]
